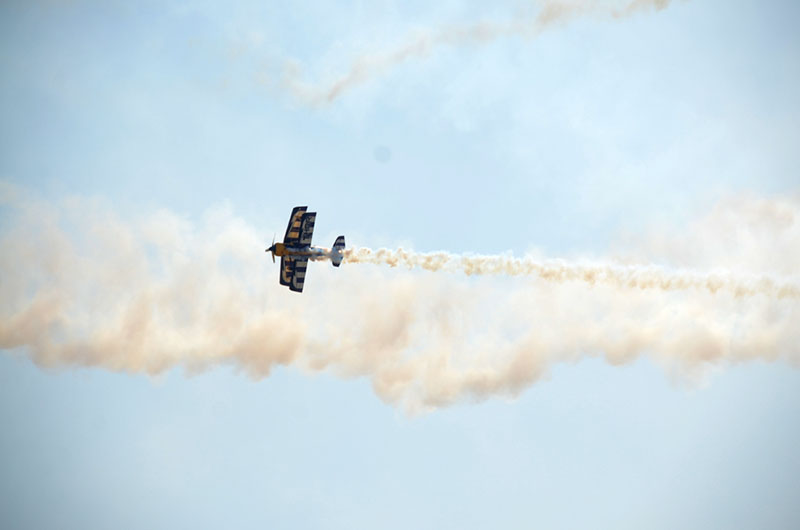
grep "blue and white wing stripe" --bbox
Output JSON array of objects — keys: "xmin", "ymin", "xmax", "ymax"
[
  {"xmin": 290, "ymin": 258, "xmax": 308, "ymax": 292},
  {"xmin": 298, "ymin": 212, "xmax": 316, "ymax": 246}
]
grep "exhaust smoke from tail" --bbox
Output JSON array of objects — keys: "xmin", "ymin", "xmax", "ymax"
[
  {"xmin": 343, "ymin": 247, "xmax": 800, "ymax": 299},
  {"xmin": 1, "ymin": 187, "xmax": 798, "ymax": 413}
]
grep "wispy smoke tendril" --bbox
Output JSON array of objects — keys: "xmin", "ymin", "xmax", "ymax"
[{"xmin": 283, "ymin": 0, "xmax": 678, "ymax": 105}]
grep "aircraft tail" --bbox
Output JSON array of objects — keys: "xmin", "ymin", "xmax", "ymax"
[{"xmin": 331, "ymin": 236, "xmax": 345, "ymax": 267}]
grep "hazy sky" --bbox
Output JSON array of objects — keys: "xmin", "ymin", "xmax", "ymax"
[{"xmin": 1, "ymin": 1, "xmax": 799, "ymax": 529}]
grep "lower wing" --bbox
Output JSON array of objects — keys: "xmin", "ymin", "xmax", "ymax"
[{"xmin": 280, "ymin": 256, "xmax": 309, "ymax": 293}]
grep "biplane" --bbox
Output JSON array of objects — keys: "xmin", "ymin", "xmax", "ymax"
[{"xmin": 266, "ymin": 206, "xmax": 345, "ymax": 293}]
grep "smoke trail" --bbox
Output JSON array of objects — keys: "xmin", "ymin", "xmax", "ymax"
[
  {"xmin": 283, "ymin": 0, "xmax": 677, "ymax": 105},
  {"xmin": 1, "ymin": 187, "xmax": 798, "ymax": 413},
  {"xmin": 344, "ymin": 248, "xmax": 800, "ymax": 299}
]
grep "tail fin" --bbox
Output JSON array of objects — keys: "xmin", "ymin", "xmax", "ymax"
[{"xmin": 331, "ymin": 236, "xmax": 345, "ymax": 267}]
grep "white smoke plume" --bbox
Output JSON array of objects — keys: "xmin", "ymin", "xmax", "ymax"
[
  {"xmin": 344, "ymin": 248, "xmax": 800, "ymax": 299},
  {"xmin": 283, "ymin": 0, "xmax": 677, "ymax": 105},
  {"xmin": 1, "ymin": 186, "xmax": 798, "ymax": 413}
]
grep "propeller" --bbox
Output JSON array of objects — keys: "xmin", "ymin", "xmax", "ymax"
[{"xmin": 268, "ymin": 233, "xmax": 276, "ymax": 263}]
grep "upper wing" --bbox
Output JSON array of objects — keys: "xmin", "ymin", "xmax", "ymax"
[
  {"xmin": 283, "ymin": 206, "xmax": 307, "ymax": 245},
  {"xmin": 298, "ymin": 212, "xmax": 316, "ymax": 246},
  {"xmin": 279, "ymin": 256, "xmax": 308, "ymax": 293}
]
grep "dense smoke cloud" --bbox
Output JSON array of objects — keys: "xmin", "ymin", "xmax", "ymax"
[{"xmin": 1, "ymin": 187, "xmax": 798, "ymax": 413}]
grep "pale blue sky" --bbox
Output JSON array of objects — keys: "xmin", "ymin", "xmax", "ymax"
[{"xmin": 1, "ymin": 1, "xmax": 799, "ymax": 528}]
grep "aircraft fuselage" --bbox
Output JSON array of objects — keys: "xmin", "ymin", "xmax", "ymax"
[{"xmin": 269, "ymin": 242, "xmax": 339, "ymax": 261}]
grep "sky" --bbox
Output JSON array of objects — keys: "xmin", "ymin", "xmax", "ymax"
[{"xmin": 1, "ymin": 1, "xmax": 799, "ymax": 528}]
